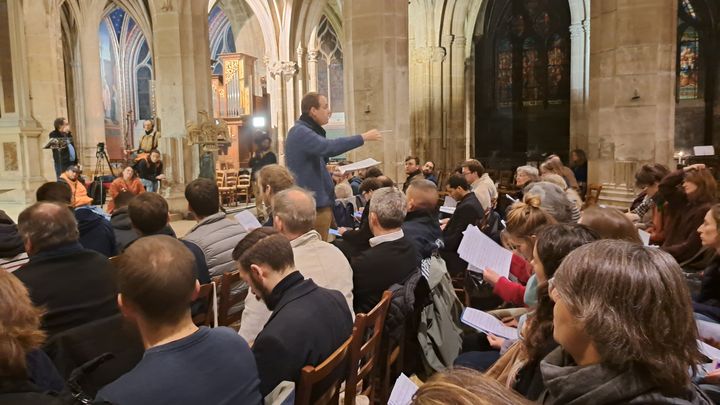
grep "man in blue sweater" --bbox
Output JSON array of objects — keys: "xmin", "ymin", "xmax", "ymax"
[{"xmin": 285, "ymin": 92, "xmax": 381, "ymax": 240}]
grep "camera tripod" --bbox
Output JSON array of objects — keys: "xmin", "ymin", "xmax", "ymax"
[{"xmin": 92, "ymin": 145, "xmax": 115, "ymax": 207}]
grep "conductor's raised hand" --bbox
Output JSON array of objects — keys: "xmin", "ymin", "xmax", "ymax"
[{"xmin": 361, "ymin": 129, "xmax": 382, "ymax": 142}]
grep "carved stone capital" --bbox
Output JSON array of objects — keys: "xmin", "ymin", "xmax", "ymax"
[
  {"xmin": 569, "ymin": 21, "xmax": 588, "ymax": 39},
  {"xmin": 307, "ymin": 50, "xmax": 319, "ymax": 63},
  {"xmin": 412, "ymin": 46, "xmax": 446, "ymax": 64},
  {"xmin": 267, "ymin": 60, "xmax": 299, "ymax": 79}
]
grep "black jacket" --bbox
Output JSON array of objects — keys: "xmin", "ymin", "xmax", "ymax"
[
  {"xmin": 694, "ymin": 256, "xmax": 720, "ymax": 322},
  {"xmin": 351, "ymin": 236, "xmax": 419, "ymax": 313},
  {"xmin": 333, "ymin": 200, "xmax": 373, "ymax": 259},
  {"xmin": 403, "ymin": 170, "xmax": 423, "ymax": 192},
  {"xmin": 110, "ymin": 207, "xmax": 139, "ymax": 252},
  {"xmin": 252, "ymin": 272, "xmax": 352, "ymax": 396},
  {"xmin": 13, "ymin": 242, "xmax": 118, "ymax": 338},
  {"xmin": 0, "ymin": 379, "xmax": 66, "ymax": 405},
  {"xmin": 75, "ymin": 208, "xmax": 117, "ymax": 257},
  {"xmin": 440, "ymin": 192, "xmax": 485, "ymax": 276},
  {"xmin": 249, "ymin": 151, "xmax": 277, "ymax": 180},
  {"xmin": 0, "ymin": 212, "xmax": 24, "ymax": 259},
  {"xmin": 49, "ymin": 130, "xmax": 77, "ymax": 169},
  {"xmin": 135, "ymin": 158, "xmax": 163, "ymax": 182},
  {"xmin": 402, "ymin": 210, "xmax": 442, "ymax": 260}
]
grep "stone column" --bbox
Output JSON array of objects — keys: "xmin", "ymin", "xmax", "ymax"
[
  {"xmin": 307, "ymin": 50, "xmax": 319, "ymax": 92},
  {"xmin": 569, "ymin": 20, "xmax": 590, "ymax": 151},
  {"xmin": 266, "ymin": 60, "xmax": 299, "ymax": 164},
  {"xmin": 76, "ymin": 13, "xmax": 106, "ymax": 174},
  {"xmin": 343, "ymin": 0, "xmax": 410, "ymax": 182},
  {"xmin": 150, "ymin": 0, "xmax": 213, "ymax": 197},
  {"xmin": 587, "ymin": 0, "xmax": 677, "ymax": 207},
  {"xmin": 0, "ymin": 0, "xmax": 45, "ymax": 205}
]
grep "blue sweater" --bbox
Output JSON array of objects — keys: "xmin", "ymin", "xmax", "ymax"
[{"xmin": 285, "ymin": 120, "xmax": 364, "ymax": 208}]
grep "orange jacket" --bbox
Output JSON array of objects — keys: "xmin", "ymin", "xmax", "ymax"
[
  {"xmin": 107, "ymin": 177, "xmax": 145, "ymax": 213},
  {"xmin": 59, "ymin": 173, "xmax": 94, "ymax": 208}
]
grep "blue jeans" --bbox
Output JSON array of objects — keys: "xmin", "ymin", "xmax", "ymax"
[
  {"xmin": 54, "ymin": 160, "xmax": 63, "ymax": 179},
  {"xmin": 140, "ymin": 179, "xmax": 158, "ymax": 192}
]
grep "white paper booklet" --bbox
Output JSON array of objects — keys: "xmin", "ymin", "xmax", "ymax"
[
  {"xmin": 457, "ymin": 225, "xmax": 512, "ymax": 279},
  {"xmin": 338, "ymin": 158, "xmax": 381, "ymax": 174},
  {"xmin": 638, "ymin": 229, "xmax": 651, "ymax": 246},
  {"xmin": 234, "ymin": 210, "xmax": 262, "ymax": 231},
  {"xmin": 461, "ymin": 308, "xmax": 519, "ymax": 340},
  {"xmin": 388, "ymin": 373, "xmax": 418, "ymax": 405}
]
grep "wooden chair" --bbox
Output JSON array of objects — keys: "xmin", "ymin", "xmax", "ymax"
[
  {"xmin": 344, "ymin": 291, "xmax": 392, "ymax": 405},
  {"xmin": 217, "ymin": 270, "xmax": 248, "ymax": 328},
  {"xmin": 192, "ymin": 282, "xmax": 216, "ymax": 327},
  {"xmin": 295, "ymin": 334, "xmax": 353, "ymax": 405},
  {"xmin": 584, "ymin": 183, "xmax": 603, "ymax": 207},
  {"xmin": 236, "ymin": 174, "xmax": 252, "ymax": 205}
]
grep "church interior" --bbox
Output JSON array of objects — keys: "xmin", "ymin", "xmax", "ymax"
[{"xmin": 5, "ymin": 0, "xmax": 720, "ymax": 404}]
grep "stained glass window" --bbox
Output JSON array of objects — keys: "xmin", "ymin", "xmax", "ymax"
[
  {"xmin": 496, "ymin": 38, "xmax": 513, "ymax": 107},
  {"xmin": 547, "ymin": 35, "xmax": 568, "ymax": 102},
  {"xmin": 316, "ymin": 17, "xmax": 344, "ymax": 113},
  {"xmin": 522, "ymin": 38, "xmax": 543, "ymax": 104},
  {"xmin": 679, "ymin": 27, "xmax": 700, "ymax": 100},
  {"xmin": 682, "ymin": 0, "xmax": 697, "ymax": 19}
]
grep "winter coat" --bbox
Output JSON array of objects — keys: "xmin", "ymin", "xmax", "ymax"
[{"xmin": 74, "ymin": 207, "xmax": 117, "ymax": 257}]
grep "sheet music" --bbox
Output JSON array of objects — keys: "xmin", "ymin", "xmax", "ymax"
[
  {"xmin": 443, "ymin": 196, "xmax": 457, "ymax": 208},
  {"xmin": 338, "ymin": 158, "xmax": 382, "ymax": 174},
  {"xmin": 329, "ymin": 228, "xmax": 342, "ymax": 237},
  {"xmin": 388, "ymin": 373, "xmax": 418, "ymax": 405},
  {"xmin": 638, "ymin": 229, "xmax": 651, "ymax": 246},
  {"xmin": 439, "ymin": 206, "xmax": 456, "ymax": 215},
  {"xmin": 457, "ymin": 225, "xmax": 512, "ymax": 279},
  {"xmin": 694, "ymin": 145, "xmax": 715, "ymax": 156},
  {"xmin": 234, "ymin": 210, "xmax": 262, "ymax": 231},
  {"xmin": 699, "ymin": 339, "xmax": 720, "ymax": 362},
  {"xmin": 461, "ymin": 308, "xmax": 519, "ymax": 340}
]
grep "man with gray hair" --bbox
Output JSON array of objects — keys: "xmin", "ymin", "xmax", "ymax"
[
  {"xmin": 515, "ymin": 165, "xmax": 539, "ymax": 189},
  {"xmin": 238, "ymin": 187, "xmax": 354, "ymax": 343},
  {"xmin": 350, "ymin": 187, "xmax": 419, "ymax": 313},
  {"xmin": 13, "ymin": 202, "xmax": 117, "ymax": 337}
]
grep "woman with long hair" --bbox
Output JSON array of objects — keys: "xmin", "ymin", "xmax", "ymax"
[
  {"xmin": 540, "ymin": 240, "xmax": 711, "ymax": 403},
  {"xmin": 107, "ymin": 165, "xmax": 145, "ymax": 213},
  {"xmin": 658, "ymin": 163, "xmax": 717, "ymax": 267},
  {"xmin": 695, "ymin": 204, "xmax": 720, "ymax": 322},
  {"xmin": 0, "ymin": 271, "xmax": 65, "ymax": 403}
]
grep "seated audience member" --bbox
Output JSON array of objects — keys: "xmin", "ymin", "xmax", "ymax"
[
  {"xmin": 626, "ymin": 163, "xmax": 670, "ymax": 231},
  {"xmin": 36, "ymin": 182, "xmax": 117, "ymax": 257},
  {"xmin": 657, "ymin": 163, "xmax": 716, "ymax": 267},
  {"xmin": 110, "ymin": 191, "xmax": 139, "ymax": 251},
  {"xmin": 516, "ymin": 165, "xmax": 539, "ymax": 190},
  {"xmin": 107, "ymin": 165, "xmax": 145, "ymax": 213},
  {"xmin": 403, "ymin": 156, "xmax": 423, "ymax": 192},
  {"xmin": 461, "ymin": 159, "xmax": 497, "ymax": 210},
  {"xmin": 377, "ymin": 175, "xmax": 395, "ymax": 188},
  {"xmin": 127, "ymin": 193, "xmax": 209, "ymax": 284},
  {"xmin": 412, "ymin": 368, "xmax": 531, "ymax": 405},
  {"xmin": 440, "ymin": 174, "xmax": 485, "ymax": 276},
  {"xmin": 402, "ymin": 179, "xmax": 441, "ymax": 260},
  {"xmin": 482, "ymin": 196, "xmax": 555, "ymax": 306},
  {"xmin": 422, "ymin": 160, "xmax": 438, "ymax": 185},
  {"xmin": 182, "ymin": 178, "xmax": 249, "ymax": 278},
  {"xmin": 524, "ymin": 181, "xmax": 580, "ymax": 223},
  {"xmin": 543, "ymin": 155, "xmax": 579, "ymax": 190},
  {"xmin": 540, "ymin": 240, "xmax": 711, "ymax": 404},
  {"xmin": 256, "ymin": 164, "xmax": 295, "ymax": 226},
  {"xmin": 58, "ymin": 165, "xmax": 93, "ymax": 208},
  {"xmin": 480, "ymin": 224, "xmax": 599, "ymax": 399},
  {"xmin": 332, "ymin": 165, "xmax": 353, "ymax": 199},
  {"xmin": 239, "ymin": 188, "xmax": 354, "ymax": 343},
  {"xmin": 0, "ymin": 210, "xmax": 29, "ymax": 272},
  {"xmin": 365, "ymin": 166, "xmax": 383, "ymax": 179},
  {"xmin": 541, "ymin": 173, "xmax": 583, "ymax": 211},
  {"xmin": 695, "ymin": 204, "xmax": 720, "ymax": 323},
  {"xmin": 334, "ymin": 177, "xmax": 384, "ymax": 257},
  {"xmin": 349, "ymin": 169, "xmax": 365, "ymax": 195},
  {"xmin": 579, "ymin": 205, "xmax": 643, "ymax": 244},
  {"xmin": 134, "ymin": 149, "xmax": 165, "ymax": 192},
  {"xmin": 0, "ymin": 271, "xmax": 65, "ymax": 403},
  {"xmin": 13, "ymin": 202, "xmax": 117, "ymax": 337},
  {"xmin": 232, "ymin": 228, "xmax": 353, "ymax": 396},
  {"xmin": 95, "ymin": 236, "xmax": 261, "ymax": 405},
  {"xmin": 351, "ymin": 187, "xmax": 419, "ymax": 313},
  {"xmin": 570, "ymin": 149, "xmax": 588, "ymax": 185}
]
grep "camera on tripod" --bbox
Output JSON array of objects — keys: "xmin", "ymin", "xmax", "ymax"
[{"xmin": 96, "ymin": 142, "xmax": 106, "ymax": 156}]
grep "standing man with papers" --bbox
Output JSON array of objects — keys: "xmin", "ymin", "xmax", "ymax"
[
  {"xmin": 440, "ymin": 173, "xmax": 485, "ymax": 276},
  {"xmin": 286, "ymin": 92, "xmax": 382, "ymax": 241}
]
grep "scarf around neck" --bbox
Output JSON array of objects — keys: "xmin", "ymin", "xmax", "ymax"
[{"xmin": 298, "ymin": 113, "xmax": 327, "ymax": 138}]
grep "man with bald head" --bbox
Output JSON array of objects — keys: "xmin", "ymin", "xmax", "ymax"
[
  {"xmin": 238, "ymin": 187, "xmax": 354, "ymax": 343},
  {"xmin": 13, "ymin": 202, "xmax": 117, "ymax": 337},
  {"xmin": 96, "ymin": 235, "xmax": 261, "ymax": 405},
  {"xmin": 402, "ymin": 179, "xmax": 442, "ymax": 260}
]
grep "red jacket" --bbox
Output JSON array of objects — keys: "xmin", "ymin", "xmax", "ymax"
[{"xmin": 492, "ymin": 254, "xmax": 532, "ymax": 306}]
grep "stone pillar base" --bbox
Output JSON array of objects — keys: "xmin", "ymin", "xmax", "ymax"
[{"xmin": 0, "ymin": 124, "xmax": 48, "ymax": 204}]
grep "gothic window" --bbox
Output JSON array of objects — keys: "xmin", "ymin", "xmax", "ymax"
[
  {"xmin": 679, "ymin": 27, "xmax": 700, "ymax": 100},
  {"xmin": 477, "ymin": 0, "xmax": 571, "ymax": 167},
  {"xmin": 209, "ymin": 4, "xmax": 236, "ymax": 75},
  {"xmin": 316, "ymin": 16, "xmax": 344, "ymax": 113}
]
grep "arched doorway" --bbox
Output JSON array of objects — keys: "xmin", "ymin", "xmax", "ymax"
[{"xmin": 474, "ymin": 0, "xmax": 572, "ymax": 168}]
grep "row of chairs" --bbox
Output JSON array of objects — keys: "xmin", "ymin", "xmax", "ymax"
[
  {"xmin": 193, "ymin": 270, "xmax": 247, "ymax": 328},
  {"xmin": 217, "ymin": 169, "xmax": 252, "ymax": 207}
]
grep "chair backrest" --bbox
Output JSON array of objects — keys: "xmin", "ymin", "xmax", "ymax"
[
  {"xmin": 192, "ymin": 282, "xmax": 216, "ymax": 327},
  {"xmin": 217, "ymin": 270, "xmax": 248, "ymax": 327},
  {"xmin": 216, "ymin": 171, "xmax": 226, "ymax": 187},
  {"xmin": 225, "ymin": 170, "xmax": 240, "ymax": 187},
  {"xmin": 237, "ymin": 174, "xmax": 251, "ymax": 188},
  {"xmin": 584, "ymin": 183, "xmax": 603, "ymax": 207},
  {"xmin": 344, "ymin": 290, "xmax": 392, "ymax": 404},
  {"xmin": 295, "ymin": 334, "xmax": 353, "ymax": 405}
]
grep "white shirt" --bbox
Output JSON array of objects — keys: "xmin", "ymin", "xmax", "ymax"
[{"xmin": 369, "ymin": 229, "xmax": 404, "ymax": 247}]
